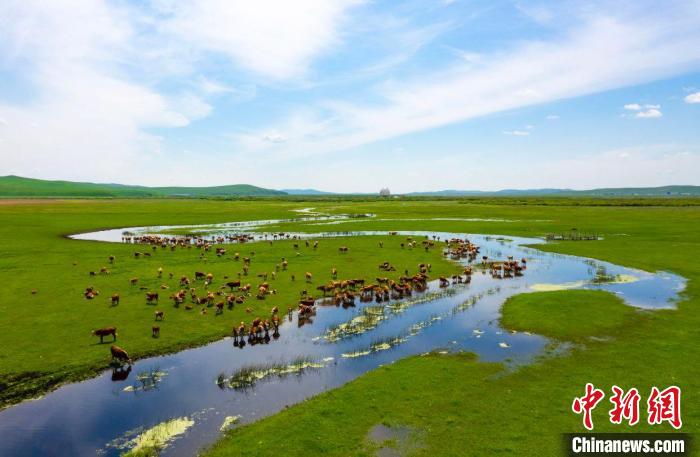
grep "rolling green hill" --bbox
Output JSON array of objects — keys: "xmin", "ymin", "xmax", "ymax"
[{"xmin": 0, "ymin": 175, "xmax": 286, "ymax": 198}]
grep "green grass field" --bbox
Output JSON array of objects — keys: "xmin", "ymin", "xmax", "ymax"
[
  {"xmin": 201, "ymin": 199, "xmax": 700, "ymax": 456},
  {"xmin": 500, "ymin": 290, "xmax": 643, "ymax": 341},
  {"xmin": 0, "ymin": 199, "xmax": 460, "ymax": 407},
  {"xmin": 0, "ymin": 198, "xmax": 698, "ymax": 456}
]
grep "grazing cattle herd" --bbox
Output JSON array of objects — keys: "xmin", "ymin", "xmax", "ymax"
[{"xmin": 88, "ymin": 232, "xmax": 526, "ymax": 369}]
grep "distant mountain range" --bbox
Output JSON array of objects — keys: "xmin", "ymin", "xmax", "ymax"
[
  {"xmin": 404, "ymin": 186, "xmax": 700, "ymax": 197},
  {"xmin": 280, "ymin": 188, "xmax": 334, "ymax": 195},
  {"xmin": 1, "ymin": 175, "xmax": 698, "ymax": 198},
  {"xmin": 0, "ymin": 175, "xmax": 285, "ymax": 197}
]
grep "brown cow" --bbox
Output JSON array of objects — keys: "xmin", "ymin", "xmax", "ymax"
[
  {"xmin": 110, "ymin": 345, "xmax": 132, "ymax": 365},
  {"xmin": 93, "ymin": 327, "xmax": 117, "ymax": 343},
  {"xmin": 146, "ymin": 292, "xmax": 159, "ymax": 304},
  {"xmin": 232, "ymin": 322, "xmax": 246, "ymax": 338},
  {"xmin": 154, "ymin": 310, "xmax": 164, "ymax": 321},
  {"xmin": 338, "ymin": 246, "xmax": 348, "ymax": 253},
  {"xmin": 84, "ymin": 287, "xmax": 99, "ymax": 299},
  {"xmin": 111, "ymin": 294, "xmax": 120, "ymax": 306},
  {"xmin": 152, "ymin": 325, "xmax": 160, "ymax": 338},
  {"xmin": 305, "ymin": 272, "xmax": 313, "ymax": 282},
  {"xmin": 299, "ymin": 297, "xmax": 315, "ymax": 307},
  {"xmin": 129, "ymin": 277, "xmax": 139, "ymax": 286}
]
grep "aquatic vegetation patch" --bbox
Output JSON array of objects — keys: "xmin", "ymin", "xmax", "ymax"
[
  {"xmin": 123, "ymin": 416, "xmax": 194, "ymax": 456},
  {"xmin": 341, "ymin": 290, "xmax": 496, "ymax": 360},
  {"xmin": 407, "ymin": 315, "xmax": 442, "ymax": 336},
  {"xmin": 219, "ymin": 415, "xmax": 242, "ymax": 432},
  {"xmin": 451, "ymin": 290, "xmax": 494, "ymax": 314},
  {"xmin": 342, "ymin": 329, "xmax": 422, "ymax": 359},
  {"xmin": 386, "ymin": 287, "xmax": 460, "ymax": 314},
  {"xmin": 531, "ymin": 270, "xmax": 638, "ymax": 292},
  {"xmin": 370, "ymin": 335, "xmax": 409, "ymax": 353},
  {"xmin": 221, "ymin": 357, "xmax": 326, "ymax": 390},
  {"xmin": 530, "ymin": 280, "xmax": 588, "ymax": 292},
  {"xmin": 609, "ymin": 274, "xmax": 638, "ymax": 284},
  {"xmin": 340, "ymin": 349, "xmax": 373, "ymax": 359},
  {"xmin": 326, "ymin": 288, "xmax": 464, "ymax": 343},
  {"xmin": 324, "ymin": 306, "xmax": 387, "ymax": 342},
  {"xmin": 123, "ymin": 368, "xmax": 167, "ymax": 392}
]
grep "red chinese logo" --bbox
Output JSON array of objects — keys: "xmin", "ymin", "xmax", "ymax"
[
  {"xmin": 573, "ymin": 384, "xmax": 682, "ymax": 430},
  {"xmin": 609, "ymin": 385, "xmax": 640, "ymax": 426},
  {"xmin": 647, "ymin": 386, "xmax": 682, "ymax": 429},
  {"xmin": 572, "ymin": 383, "xmax": 605, "ymax": 430}
]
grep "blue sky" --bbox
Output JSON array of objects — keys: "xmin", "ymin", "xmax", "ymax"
[{"xmin": 0, "ymin": 0, "xmax": 699, "ymax": 192}]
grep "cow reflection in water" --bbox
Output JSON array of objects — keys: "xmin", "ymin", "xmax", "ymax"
[
  {"xmin": 232, "ymin": 306, "xmax": 285, "ymax": 349},
  {"xmin": 297, "ymin": 315, "xmax": 314, "ymax": 327},
  {"xmin": 111, "ymin": 365, "xmax": 132, "ymax": 381}
]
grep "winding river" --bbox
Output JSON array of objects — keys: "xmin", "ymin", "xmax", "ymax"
[{"xmin": 0, "ymin": 215, "xmax": 685, "ymax": 456}]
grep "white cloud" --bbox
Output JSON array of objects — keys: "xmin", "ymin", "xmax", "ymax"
[
  {"xmin": 515, "ymin": 3, "xmax": 555, "ymax": 25},
  {"xmin": 262, "ymin": 133, "xmax": 288, "ymax": 144},
  {"xmin": 171, "ymin": 93, "xmax": 213, "ymax": 122},
  {"xmin": 197, "ymin": 77, "xmax": 235, "ymax": 95},
  {"xmin": 0, "ymin": 0, "xmax": 211, "ymax": 182},
  {"xmin": 0, "ymin": 0, "xmax": 364, "ymax": 183},
  {"xmin": 685, "ymin": 91, "xmax": 700, "ymax": 103},
  {"xmin": 157, "ymin": 0, "xmax": 362, "ymax": 80},
  {"xmin": 1, "ymin": 1, "xmax": 699, "ymax": 189},
  {"xmin": 636, "ymin": 108, "xmax": 663, "ymax": 118},
  {"xmin": 236, "ymin": 9, "xmax": 700, "ymax": 159},
  {"xmin": 624, "ymin": 103, "xmax": 662, "ymax": 118},
  {"xmin": 546, "ymin": 114, "xmax": 559, "ymax": 120}
]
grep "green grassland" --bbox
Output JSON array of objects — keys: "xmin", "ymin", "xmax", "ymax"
[
  {"xmin": 0, "ymin": 199, "xmax": 460, "ymax": 407},
  {"xmin": 201, "ymin": 199, "xmax": 700, "ymax": 456},
  {"xmin": 500, "ymin": 290, "xmax": 642, "ymax": 341},
  {"xmin": 0, "ymin": 198, "xmax": 698, "ymax": 456}
]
